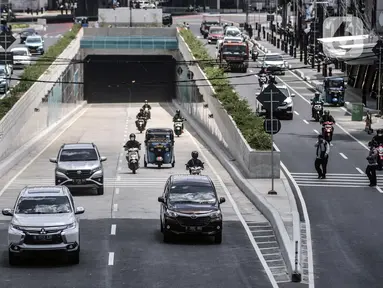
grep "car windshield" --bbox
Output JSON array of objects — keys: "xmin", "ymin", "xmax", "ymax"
[
  {"xmin": 168, "ymin": 184, "xmax": 217, "ymax": 204},
  {"xmin": 210, "ymin": 28, "xmax": 223, "ymax": 34},
  {"xmin": 226, "ymin": 30, "xmax": 241, "ymax": 37},
  {"xmin": 59, "ymin": 149, "xmax": 98, "ymax": 161},
  {"xmin": 147, "ymin": 132, "xmax": 171, "ymax": 140},
  {"xmin": 222, "ymin": 45, "xmax": 246, "ymax": 53},
  {"xmin": 328, "ymin": 80, "xmax": 343, "ymax": 88},
  {"xmin": 206, "ymin": 21, "xmax": 219, "ymax": 25},
  {"xmin": 26, "ymin": 38, "xmax": 41, "ymax": 43},
  {"xmin": 22, "ymin": 29, "xmax": 35, "ymax": 35},
  {"xmin": 15, "ymin": 196, "xmax": 72, "ymax": 214},
  {"xmin": 265, "ymin": 55, "xmax": 283, "ymax": 62},
  {"xmin": 12, "ymin": 50, "xmax": 27, "ymax": 56}
]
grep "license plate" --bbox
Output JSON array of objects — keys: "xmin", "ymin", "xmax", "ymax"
[
  {"xmin": 187, "ymin": 226, "xmax": 203, "ymax": 232},
  {"xmin": 74, "ymin": 179, "xmax": 86, "ymax": 184},
  {"xmin": 34, "ymin": 235, "xmax": 52, "ymax": 241},
  {"xmin": 156, "ymin": 156, "xmax": 163, "ymax": 161}
]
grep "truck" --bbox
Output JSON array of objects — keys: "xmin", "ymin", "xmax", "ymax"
[
  {"xmin": 217, "ymin": 40, "xmax": 249, "ymax": 73},
  {"xmin": 200, "ymin": 15, "xmax": 221, "ymax": 38}
]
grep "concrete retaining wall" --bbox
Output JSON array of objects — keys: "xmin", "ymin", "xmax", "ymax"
[
  {"xmin": 98, "ymin": 8, "xmax": 162, "ymax": 25},
  {"xmin": 83, "ymin": 27, "xmax": 177, "ymax": 37},
  {"xmin": 176, "ymin": 31, "xmax": 280, "ymax": 178},
  {"xmin": 0, "ymin": 28, "xmax": 84, "ymax": 163}
]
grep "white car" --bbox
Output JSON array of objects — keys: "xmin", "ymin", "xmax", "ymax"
[
  {"xmin": 224, "ymin": 26, "xmax": 242, "ymax": 38},
  {"xmin": 11, "ymin": 47, "xmax": 32, "ymax": 69},
  {"xmin": 256, "ymin": 85, "xmax": 295, "ymax": 120},
  {"xmin": 261, "ymin": 53, "xmax": 288, "ymax": 75},
  {"xmin": 2, "ymin": 185, "xmax": 84, "ymax": 265},
  {"xmin": 25, "ymin": 35, "xmax": 45, "ymax": 55}
]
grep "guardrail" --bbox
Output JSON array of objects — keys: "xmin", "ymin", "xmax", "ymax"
[
  {"xmin": 0, "ymin": 28, "xmax": 84, "ymax": 162},
  {"xmin": 176, "ymin": 31, "xmax": 280, "ymax": 178}
]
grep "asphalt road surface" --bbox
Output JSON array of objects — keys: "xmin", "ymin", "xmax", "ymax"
[
  {"xmin": 4, "ymin": 23, "xmax": 73, "ymax": 94},
  {"xmin": 184, "ymin": 14, "xmax": 383, "ymax": 288},
  {"xmin": 0, "ymin": 103, "xmax": 277, "ymax": 288}
]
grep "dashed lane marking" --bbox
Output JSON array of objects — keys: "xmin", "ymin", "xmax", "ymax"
[
  {"xmin": 108, "ymin": 252, "xmax": 114, "ymax": 265},
  {"xmin": 303, "ymin": 120, "xmax": 309, "ymax": 124},
  {"xmin": 339, "ymin": 152, "xmax": 348, "ymax": 159},
  {"xmin": 356, "ymin": 167, "xmax": 364, "ymax": 174},
  {"xmin": 110, "ymin": 224, "xmax": 116, "ymax": 235}
]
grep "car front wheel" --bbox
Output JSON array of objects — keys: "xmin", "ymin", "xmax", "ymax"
[
  {"xmin": 9, "ymin": 250, "xmax": 20, "ymax": 266},
  {"xmin": 214, "ymin": 232, "xmax": 222, "ymax": 244},
  {"xmin": 67, "ymin": 247, "xmax": 80, "ymax": 264}
]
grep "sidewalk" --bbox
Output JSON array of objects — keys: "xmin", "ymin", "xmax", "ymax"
[
  {"xmin": 253, "ymin": 26, "xmax": 380, "ymax": 114},
  {"xmin": 15, "ymin": 10, "xmax": 62, "ymax": 18}
]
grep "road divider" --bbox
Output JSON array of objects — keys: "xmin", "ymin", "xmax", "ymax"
[{"xmin": 177, "ymin": 28, "xmax": 280, "ymax": 178}]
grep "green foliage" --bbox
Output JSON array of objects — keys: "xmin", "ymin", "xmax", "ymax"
[
  {"xmin": 11, "ymin": 23, "xmax": 29, "ymax": 29},
  {"xmin": 0, "ymin": 24, "xmax": 81, "ymax": 120},
  {"xmin": 179, "ymin": 29, "xmax": 271, "ymax": 150}
]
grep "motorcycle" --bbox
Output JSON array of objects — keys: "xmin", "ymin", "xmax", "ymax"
[
  {"xmin": 186, "ymin": 164, "xmax": 204, "ymax": 175},
  {"xmin": 174, "ymin": 120, "xmax": 183, "ymax": 137},
  {"xmin": 124, "ymin": 147, "xmax": 140, "ymax": 174},
  {"xmin": 322, "ymin": 121, "xmax": 334, "ymax": 143},
  {"xmin": 312, "ymin": 102, "xmax": 323, "ymax": 122},
  {"xmin": 378, "ymin": 144, "xmax": 383, "ymax": 170},
  {"xmin": 143, "ymin": 107, "xmax": 151, "ymax": 119},
  {"xmin": 136, "ymin": 118, "xmax": 146, "ymax": 133}
]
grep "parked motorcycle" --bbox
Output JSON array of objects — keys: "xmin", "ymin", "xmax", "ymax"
[
  {"xmin": 322, "ymin": 121, "xmax": 334, "ymax": 143},
  {"xmin": 174, "ymin": 119, "xmax": 183, "ymax": 137},
  {"xmin": 136, "ymin": 118, "xmax": 146, "ymax": 133},
  {"xmin": 312, "ymin": 102, "xmax": 323, "ymax": 122},
  {"xmin": 125, "ymin": 147, "xmax": 140, "ymax": 174}
]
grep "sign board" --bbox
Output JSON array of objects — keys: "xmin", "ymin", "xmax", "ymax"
[
  {"xmin": 256, "ymin": 3, "xmax": 263, "ymax": 11},
  {"xmin": 263, "ymin": 118, "xmax": 281, "ymax": 134},
  {"xmin": 187, "ymin": 71, "xmax": 194, "ymax": 80},
  {"xmin": 256, "ymin": 84, "xmax": 286, "ymax": 112},
  {"xmin": 267, "ymin": 14, "xmax": 275, "ymax": 22},
  {"xmin": 0, "ymin": 52, "xmax": 13, "ymax": 65},
  {"xmin": 0, "ymin": 31, "xmax": 16, "ymax": 50}
]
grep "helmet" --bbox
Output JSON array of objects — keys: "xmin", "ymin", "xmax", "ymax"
[
  {"xmin": 176, "ymin": 109, "xmax": 180, "ymax": 114},
  {"xmin": 378, "ymin": 129, "xmax": 383, "ymax": 136},
  {"xmin": 315, "ymin": 92, "xmax": 320, "ymax": 97},
  {"xmin": 318, "ymin": 134, "xmax": 323, "ymax": 139},
  {"xmin": 144, "ymin": 100, "xmax": 148, "ymax": 104},
  {"xmin": 140, "ymin": 108, "xmax": 144, "ymax": 112},
  {"xmin": 191, "ymin": 151, "xmax": 198, "ymax": 159},
  {"xmin": 324, "ymin": 110, "xmax": 330, "ymax": 116},
  {"xmin": 129, "ymin": 133, "xmax": 136, "ymax": 141}
]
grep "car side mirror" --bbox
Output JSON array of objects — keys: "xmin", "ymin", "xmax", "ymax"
[
  {"xmin": 219, "ymin": 197, "xmax": 226, "ymax": 204},
  {"xmin": 49, "ymin": 158, "xmax": 57, "ymax": 163},
  {"xmin": 2, "ymin": 208, "xmax": 13, "ymax": 216},
  {"xmin": 75, "ymin": 207, "xmax": 85, "ymax": 215},
  {"xmin": 291, "ymin": 94, "xmax": 295, "ymax": 97},
  {"xmin": 158, "ymin": 196, "xmax": 165, "ymax": 203},
  {"xmin": 100, "ymin": 156, "xmax": 107, "ymax": 162}
]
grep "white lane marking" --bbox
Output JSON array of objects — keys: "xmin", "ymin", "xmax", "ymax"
[
  {"xmin": 273, "ymin": 143, "xmax": 280, "ymax": 152},
  {"xmin": 172, "ymin": 109, "xmax": 279, "ymax": 287},
  {"xmin": 0, "ymin": 108, "xmax": 89, "ymax": 197},
  {"xmin": 117, "ymin": 176, "xmax": 121, "ymax": 181},
  {"xmin": 339, "ymin": 153, "xmax": 348, "ymax": 159},
  {"xmin": 115, "ymin": 188, "xmax": 120, "ymax": 195},
  {"xmin": 249, "ymin": 70, "xmax": 253, "ymax": 73},
  {"xmin": 313, "ymin": 129, "xmax": 320, "ymax": 134},
  {"xmin": 303, "ymin": 120, "xmax": 309, "ymax": 124},
  {"xmin": 356, "ymin": 167, "xmax": 364, "ymax": 174},
  {"xmin": 119, "ymin": 159, "xmax": 122, "ymax": 163},
  {"xmin": 113, "ymin": 203, "xmax": 118, "ymax": 212},
  {"xmin": 330, "ymin": 143, "xmax": 333, "ymax": 146},
  {"xmin": 294, "ymin": 111, "xmax": 299, "ymax": 115},
  {"xmin": 108, "ymin": 252, "xmax": 115, "ymax": 265},
  {"xmin": 280, "ymin": 162, "xmax": 315, "ymax": 288},
  {"xmin": 111, "ymin": 224, "xmax": 116, "ymax": 235},
  {"xmin": 376, "ymin": 186, "xmax": 383, "ymax": 193}
]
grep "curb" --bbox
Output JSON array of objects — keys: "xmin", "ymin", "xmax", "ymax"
[{"xmin": 173, "ymin": 99, "xmax": 297, "ymax": 280}]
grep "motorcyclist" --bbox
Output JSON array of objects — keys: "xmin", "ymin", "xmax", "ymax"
[
  {"xmin": 310, "ymin": 92, "xmax": 324, "ymax": 118},
  {"xmin": 135, "ymin": 109, "xmax": 147, "ymax": 128},
  {"xmin": 320, "ymin": 110, "xmax": 335, "ymax": 136},
  {"xmin": 186, "ymin": 151, "xmax": 205, "ymax": 171},
  {"xmin": 257, "ymin": 67, "xmax": 268, "ymax": 86},
  {"xmin": 173, "ymin": 109, "xmax": 185, "ymax": 130},
  {"xmin": 268, "ymin": 75, "xmax": 277, "ymax": 84},
  {"xmin": 372, "ymin": 129, "xmax": 383, "ymax": 146},
  {"xmin": 124, "ymin": 133, "xmax": 141, "ymax": 150},
  {"xmin": 142, "ymin": 100, "xmax": 151, "ymax": 119}
]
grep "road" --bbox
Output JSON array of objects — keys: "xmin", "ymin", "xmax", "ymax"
[
  {"xmin": 5, "ymin": 23, "xmax": 72, "ymax": 93},
  {"xmin": 184, "ymin": 15, "xmax": 383, "ymax": 288},
  {"xmin": 0, "ymin": 103, "xmax": 278, "ymax": 288}
]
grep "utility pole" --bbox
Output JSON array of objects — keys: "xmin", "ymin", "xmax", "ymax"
[{"xmin": 245, "ymin": 0, "xmax": 249, "ymax": 25}]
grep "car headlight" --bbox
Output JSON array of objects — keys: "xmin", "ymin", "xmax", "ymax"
[
  {"xmin": 165, "ymin": 147, "xmax": 169, "ymax": 152},
  {"xmin": 210, "ymin": 211, "xmax": 221, "ymax": 219},
  {"xmin": 165, "ymin": 209, "xmax": 178, "ymax": 218},
  {"xmin": 56, "ymin": 168, "xmax": 66, "ymax": 174},
  {"xmin": 65, "ymin": 222, "xmax": 77, "ymax": 230},
  {"xmin": 91, "ymin": 166, "xmax": 101, "ymax": 174},
  {"xmin": 283, "ymin": 97, "xmax": 292, "ymax": 105},
  {"xmin": 10, "ymin": 224, "xmax": 22, "ymax": 231},
  {"xmin": 38, "ymin": 46, "xmax": 43, "ymax": 49},
  {"xmin": 149, "ymin": 147, "xmax": 154, "ymax": 152}
]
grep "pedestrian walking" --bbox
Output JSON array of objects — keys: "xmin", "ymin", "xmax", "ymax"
[
  {"xmin": 366, "ymin": 146, "xmax": 378, "ymax": 187},
  {"xmin": 315, "ymin": 135, "xmax": 330, "ymax": 179}
]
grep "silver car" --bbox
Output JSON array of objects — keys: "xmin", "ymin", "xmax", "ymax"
[
  {"xmin": 49, "ymin": 143, "xmax": 107, "ymax": 195},
  {"xmin": 2, "ymin": 186, "xmax": 85, "ymax": 265}
]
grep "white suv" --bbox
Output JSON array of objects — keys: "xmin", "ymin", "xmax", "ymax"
[{"xmin": 2, "ymin": 186, "xmax": 84, "ymax": 265}]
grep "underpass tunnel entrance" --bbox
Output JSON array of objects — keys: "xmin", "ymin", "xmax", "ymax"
[{"xmin": 84, "ymin": 55, "xmax": 176, "ymax": 103}]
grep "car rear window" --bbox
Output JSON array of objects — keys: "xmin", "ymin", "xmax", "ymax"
[
  {"xmin": 168, "ymin": 184, "xmax": 217, "ymax": 204},
  {"xmin": 59, "ymin": 148, "xmax": 98, "ymax": 162}
]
